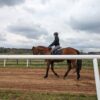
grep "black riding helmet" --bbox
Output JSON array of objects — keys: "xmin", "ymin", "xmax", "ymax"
[{"xmin": 54, "ymin": 32, "xmax": 58, "ymax": 36}]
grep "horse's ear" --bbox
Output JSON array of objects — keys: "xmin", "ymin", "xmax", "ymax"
[{"xmin": 32, "ymin": 46, "xmax": 35, "ymax": 50}]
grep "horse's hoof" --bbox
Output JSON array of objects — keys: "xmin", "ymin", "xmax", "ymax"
[
  {"xmin": 77, "ymin": 77, "xmax": 80, "ymax": 80},
  {"xmin": 56, "ymin": 75, "xmax": 60, "ymax": 78},
  {"xmin": 77, "ymin": 79, "xmax": 80, "ymax": 81},
  {"xmin": 77, "ymin": 75, "xmax": 80, "ymax": 80},
  {"xmin": 44, "ymin": 76, "xmax": 48, "ymax": 79}
]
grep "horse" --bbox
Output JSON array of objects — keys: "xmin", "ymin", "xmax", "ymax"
[{"xmin": 32, "ymin": 46, "xmax": 82, "ymax": 80}]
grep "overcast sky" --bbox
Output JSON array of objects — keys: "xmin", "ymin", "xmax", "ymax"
[{"xmin": 0, "ymin": 0, "xmax": 100, "ymax": 52}]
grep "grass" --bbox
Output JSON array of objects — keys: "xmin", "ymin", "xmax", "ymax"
[
  {"xmin": 0, "ymin": 90, "xmax": 97, "ymax": 100},
  {"xmin": 0, "ymin": 59, "xmax": 100, "ymax": 69}
]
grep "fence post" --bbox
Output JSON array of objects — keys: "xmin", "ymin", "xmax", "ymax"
[
  {"xmin": 16, "ymin": 59, "xmax": 18, "ymax": 65},
  {"xmin": 4, "ymin": 59, "xmax": 6, "ymax": 67},
  {"xmin": 93, "ymin": 58, "xmax": 100, "ymax": 100},
  {"xmin": 26, "ymin": 59, "xmax": 29, "ymax": 67},
  {"xmin": 30, "ymin": 59, "xmax": 31, "ymax": 65}
]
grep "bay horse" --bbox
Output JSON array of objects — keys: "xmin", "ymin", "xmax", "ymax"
[{"xmin": 32, "ymin": 46, "xmax": 82, "ymax": 80}]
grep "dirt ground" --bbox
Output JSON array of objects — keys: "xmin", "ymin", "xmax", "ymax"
[{"xmin": 0, "ymin": 68, "xmax": 96, "ymax": 95}]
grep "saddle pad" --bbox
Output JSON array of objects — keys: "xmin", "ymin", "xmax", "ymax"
[{"xmin": 53, "ymin": 49, "xmax": 62, "ymax": 55}]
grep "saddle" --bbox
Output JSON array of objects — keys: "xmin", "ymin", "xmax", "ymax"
[{"xmin": 52, "ymin": 47, "xmax": 62, "ymax": 55}]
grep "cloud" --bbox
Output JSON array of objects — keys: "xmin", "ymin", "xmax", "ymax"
[
  {"xmin": 36, "ymin": 0, "xmax": 50, "ymax": 4},
  {"xmin": 69, "ymin": 18, "xmax": 100, "ymax": 33},
  {"xmin": 68, "ymin": 0, "xmax": 100, "ymax": 33},
  {"xmin": 0, "ymin": 33, "xmax": 6, "ymax": 41},
  {"xmin": 0, "ymin": 0, "xmax": 100, "ymax": 52},
  {"xmin": 8, "ymin": 21, "xmax": 48, "ymax": 39},
  {"xmin": 61, "ymin": 37, "xmax": 100, "ymax": 52},
  {"xmin": 0, "ymin": 0, "xmax": 25, "ymax": 7}
]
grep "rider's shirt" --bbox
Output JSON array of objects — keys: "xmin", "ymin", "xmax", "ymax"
[{"xmin": 49, "ymin": 35, "xmax": 60, "ymax": 47}]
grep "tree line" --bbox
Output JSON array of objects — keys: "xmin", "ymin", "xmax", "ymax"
[
  {"xmin": 0, "ymin": 47, "xmax": 100, "ymax": 55},
  {"xmin": 0, "ymin": 47, "xmax": 32, "ymax": 54}
]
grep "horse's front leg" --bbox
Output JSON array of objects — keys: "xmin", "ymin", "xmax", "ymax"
[
  {"xmin": 44, "ymin": 61, "xmax": 50, "ymax": 78},
  {"xmin": 63, "ymin": 60, "xmax": 71, "ymax": 79},
  {"xmin": 51, "ymin": 61, "xmax": 59, "ymax": 78}
]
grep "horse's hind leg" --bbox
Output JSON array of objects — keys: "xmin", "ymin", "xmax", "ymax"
[
  {"xmin": 72, "ymin": 60, "xmax": 80, "ymax": 80},
  {"xmin": 51, "ymin": 61, "xmax": 59, "ymax": 78},
  {"xmin": 44, "ymin": 61, "xmax": 50, "ymax": 78},
  {"xmin": 63, "ymin": 60, "xmax": 71, "ymax": 79},
  {"xmin": 71, "ymin": 60, "xmax": 80, "ymax": 80},
  {"xmin": 76, "ymin": 59, "xmax": 82, "ymax": 80},
  {"xmin": 76, "ymin": 66, "xmax": 80, "ymax": 80}
]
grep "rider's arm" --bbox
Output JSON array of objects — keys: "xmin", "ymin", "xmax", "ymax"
[
  {"xmin": 48, "ymin": 40, "xmax": 55, "ymax": 47},
  {"xmin": 48, "ymin": 36, "xmax": 59, "ymax": 47}
]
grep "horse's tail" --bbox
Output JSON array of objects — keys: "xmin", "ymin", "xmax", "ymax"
[{"xmin": 76, "ymin": 50, "xmax": 82, "ymax": 71}]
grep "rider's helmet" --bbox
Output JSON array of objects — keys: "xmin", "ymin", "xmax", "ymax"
[{"xmin": 54, "ymin": 32, "xmax": 58, "ymax": 36}]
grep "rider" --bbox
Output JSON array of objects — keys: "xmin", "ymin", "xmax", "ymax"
[{"xmin": 48, "ymin": 32, "xmax": 60, "ymax": 54}]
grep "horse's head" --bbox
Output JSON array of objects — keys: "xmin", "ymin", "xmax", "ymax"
[
  {"xmin": 32, "ymin": 46, "xmax": 51, "ymax": 55},
  {"xmin": 32, "ymin": 46, "xmax": 39, "ymax": 55}
]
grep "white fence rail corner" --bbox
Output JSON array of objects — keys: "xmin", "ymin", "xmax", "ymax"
[{"xmin": 0, "ymin": 55, "xmax": 100, "ymax": 100}]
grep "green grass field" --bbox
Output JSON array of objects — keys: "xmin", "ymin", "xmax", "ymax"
[
  {"xmin": 0, "ymin": 90, "xmax": 97, "ymax": 100},
  {"xmin": 0, "ymin": 59, "xmax": 100, "ymax": 69}
]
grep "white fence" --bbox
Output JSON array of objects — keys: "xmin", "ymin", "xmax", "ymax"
[{"xmin": 0, "ymin": 55, "xmax": 100, "ymax": 100}]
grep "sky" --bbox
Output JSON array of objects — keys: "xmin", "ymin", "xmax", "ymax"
[{"xmin": 0, "ymin": 0, "xmax": 100, "ymax": 52}]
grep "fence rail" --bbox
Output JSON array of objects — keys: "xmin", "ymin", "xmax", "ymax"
[{"xmin": 0, "ymin": 55, "xmax": 100, "ymax": 100}]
